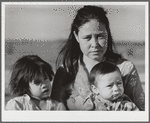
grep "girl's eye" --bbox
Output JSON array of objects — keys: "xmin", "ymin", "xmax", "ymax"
[{"xmin": 34, "ymin": 80, "xmax": 41, "ymax": 85}]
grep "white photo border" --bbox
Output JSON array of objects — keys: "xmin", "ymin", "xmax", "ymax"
[{"xmin": 1, "ymin": 1, "xmax": 149, "ymax": 122}]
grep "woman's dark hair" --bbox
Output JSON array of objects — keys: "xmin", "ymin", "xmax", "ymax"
[
  {"xmin": 90, "ymin": 62, "xmax": 121, "ymax": 85},
  {"xmin": 56, "ymin": 5, "xmax": 122, "ymax": 78},
  {"xmin": 9, "ymin": 55, "xmax": 54, "ymax": 96}
]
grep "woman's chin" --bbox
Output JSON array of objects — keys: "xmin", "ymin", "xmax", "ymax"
[{"xmin": 90, "ymin": 56, "xmax": 102, "ymax": 62}]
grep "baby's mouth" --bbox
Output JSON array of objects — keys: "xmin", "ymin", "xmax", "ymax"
[
  {"xmin": 113, "ymin": 94, "xmax": 120, "ymax": 99},
  {"xmin": 43, "ymin": 89, "xmax": 49, "ymax": 93}
]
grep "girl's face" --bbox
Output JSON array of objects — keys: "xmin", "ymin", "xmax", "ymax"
[
  {"xmin": 74, "ymin": 19, "xmax": 108, "ymax": 62},
  {"xmin": 92, "ymin": 71, "xmax": 124, "ymax": 102},
  {"xmin": 29, "ymin": 75, "xmax": 52, "ymax": 100}
]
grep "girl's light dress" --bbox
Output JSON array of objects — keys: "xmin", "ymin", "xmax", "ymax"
[{"xmin": 6, "ymin": 94, "xmax": 66, "ymax": 110}]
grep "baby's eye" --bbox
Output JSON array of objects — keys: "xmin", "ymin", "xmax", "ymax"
[
  {"xmin": 117, "ymin": 81, "xmax": 123, "ymax": 85},
  {"xmin": 107, "ymin": 84, "xmax": 113, "ymax": 87}
]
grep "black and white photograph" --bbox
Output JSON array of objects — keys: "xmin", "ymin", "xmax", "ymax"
[{"xmin": 1, "ymin": 1, "xmax": 149, "ymax": 122}]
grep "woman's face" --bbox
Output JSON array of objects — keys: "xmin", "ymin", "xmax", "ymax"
[{"xmin": 74, "ymin": 19, "xmax": 108, "ymax": 61}]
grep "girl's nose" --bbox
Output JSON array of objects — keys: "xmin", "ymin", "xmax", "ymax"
[{"xmin": 41, "ymin": 81, "xmax": 50, "ymax": 88}]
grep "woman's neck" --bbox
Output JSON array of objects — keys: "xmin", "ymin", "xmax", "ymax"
[{"xmin": 83, "ymin": 55, "xmax": 102, "ymax": 72}]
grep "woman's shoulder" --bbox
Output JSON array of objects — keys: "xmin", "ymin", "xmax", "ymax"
[
  {"xmin": 117, "ymin": 59, "xmax": 135, "ymax": 76},
  {"xmin": 117, "ymin": 59, "xmax": 134, "ymax": 68}
]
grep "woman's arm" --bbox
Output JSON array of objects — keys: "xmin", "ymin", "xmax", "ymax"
[{"xmin": 121, "ymin": 61, "xmax": 145, "ymax": 111}]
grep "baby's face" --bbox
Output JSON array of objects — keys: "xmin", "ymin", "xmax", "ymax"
[
  {"xmin": 29, "ymin": 75, "xmax": 52, "ymax": 100},
  {"xmin": 94, "ymin": 71, "xmax": 124, "ymax": 101}
]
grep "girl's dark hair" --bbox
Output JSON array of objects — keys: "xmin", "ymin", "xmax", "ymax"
[
  {"xmin": 9, "ymin": 55, "xmax": 54, "ymax": 96},
  {"xmin": 56, "ymin": 5, "xmax": 122, "ymax": 79},
  {"xmin": 90, "ymin": 62, "xmax": 121, "ymax": 85}
]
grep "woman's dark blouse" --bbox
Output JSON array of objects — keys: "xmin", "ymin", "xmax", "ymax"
[{"xmin": 51, "ymin": 59, "xmax": 145, "ymax": 111}]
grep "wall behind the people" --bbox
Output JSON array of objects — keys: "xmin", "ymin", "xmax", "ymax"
[
  {"xmin": 4, "ymin": 3, "xmax": 145, "ymax": 98},
  {"xmin": 5, "ymin": 4, "xmax": 145, "ymax": 41}
]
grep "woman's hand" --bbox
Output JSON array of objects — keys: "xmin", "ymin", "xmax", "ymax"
[
  {"xmin": 123, "ymin": 102, "xmax": 139, "ymax": 111},
  {"xmin": 110, "ymin": 101, "xmax": 139, "ymax": 111}
]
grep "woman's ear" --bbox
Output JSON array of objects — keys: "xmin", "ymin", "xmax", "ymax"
[
  {"xmin": 73, "ymin": 31, "xmax": 79, "ymax": 43},
  {"xmin": 91, "ymin": 85, "xmax": 99, "ymax": 95}
]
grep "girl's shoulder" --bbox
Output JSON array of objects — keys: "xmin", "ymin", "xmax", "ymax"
[
  {"xmin": 5, "ymin": 95, "xmax": 28, "ymax": 110},
  {"xmin": 6, "ymin": 95, "xmax": 28, "ymax": 104}
]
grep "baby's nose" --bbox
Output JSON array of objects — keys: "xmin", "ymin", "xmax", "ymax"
[{"xmin": 113, "ymin": 84, "xmax": 119, "ymax": 91}]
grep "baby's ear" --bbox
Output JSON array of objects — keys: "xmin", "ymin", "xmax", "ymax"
[{"xmin": 91, "ymin": 85, "xmax": 99, "ymax": 94}]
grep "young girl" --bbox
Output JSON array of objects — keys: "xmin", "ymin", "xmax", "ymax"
[
  {"xmin": 90, "ymin": 62, "xmax": 139, "ymax": 111},
  {"xmin": 5, "ymin": 55, "xmax": 66, "ymax": 110}
]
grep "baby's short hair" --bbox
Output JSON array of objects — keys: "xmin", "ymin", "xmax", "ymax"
[
  {"xmin": 9, "ymin": 55, "xmax": 54, "ymax": 96},
  {"xmin": 90, "ymin": 62, "xmax": 121, "ymax": 85}
]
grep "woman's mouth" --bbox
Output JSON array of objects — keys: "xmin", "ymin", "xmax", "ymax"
[
  {"xmin": 90, "ymin": 50, "xmax": 101, "ymax": 55},
  {"xmin": 91, "ymin": 50, "xmax": 100, "ymax": 52}
]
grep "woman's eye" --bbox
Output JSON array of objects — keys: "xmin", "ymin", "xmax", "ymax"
[
  {"xmin": 98, "ymin": 36, "xmax": 104, "ymax": 39},
  {"xmin": 98, "ymin": 40, "xmax": 107, "ymax": 47},
  {"xmin": 83, "ymin": 36, "xmax": 91, "ymax": 40}
]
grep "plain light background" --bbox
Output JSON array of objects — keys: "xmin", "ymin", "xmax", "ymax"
[{"xmin": 5, "ymin": 4, "xmax": 145, "ymax": 42}]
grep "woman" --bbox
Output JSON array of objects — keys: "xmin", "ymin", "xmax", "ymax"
[{"xmin": 51, "ymin": 5, "xmax": 145, "ymax": 111}]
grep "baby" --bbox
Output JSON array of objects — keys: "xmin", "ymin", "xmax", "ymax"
[
  {"xmin": 90, "ymin": 62, "xmax": 139, "ymax": 111},
  {"xmin": 6, "ymin": 55, "xmax": 66, "ymax": 110}
]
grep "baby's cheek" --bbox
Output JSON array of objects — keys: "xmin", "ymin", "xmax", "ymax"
[{"xmin": 121, "ymin": 86, "xmax": 124, "ymax": 94}]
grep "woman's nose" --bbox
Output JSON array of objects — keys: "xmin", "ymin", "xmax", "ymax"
[{"xmin": 91, "ymin": 37, "xmax": 98, "ymax": 48}]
